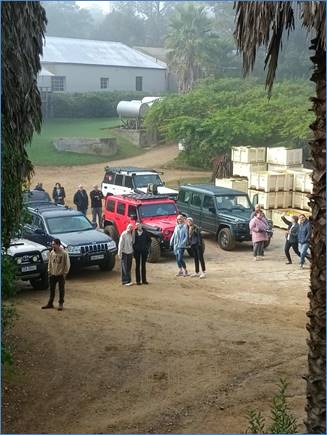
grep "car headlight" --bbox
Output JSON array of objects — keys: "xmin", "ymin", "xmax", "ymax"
[
  {"xmin": 32, "ymin": 255, "xmax": 39, "ymax": 262},
  {"xmin": 16, "ymin": 257, "xmax": 22, "ymax": 265},
  {"xmin": 41, "ymin": 250, "xmax": 49, "ymax": 261},
  {"xmin": 67, "ymin": 245, "xmax": 81, "ymax": 254},
  {"xmin": 107, "ymin": 241, "xmax": 116, "ymax": 250}
]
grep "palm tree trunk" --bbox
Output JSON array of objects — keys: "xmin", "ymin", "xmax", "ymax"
[{"xmin": 305, "ymin": 35, "xmax": 326, "ymax": 434}]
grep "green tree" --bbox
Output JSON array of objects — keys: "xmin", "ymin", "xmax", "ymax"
[
  {"xmin": 1, "ymin": 0, "xmax": 46, "ymax": 361},
  {"xmin": 165, "ymin": 4, "xmax": 217, "ymax": 93},
  {"xmin": 41, "ymin": 1, "xmax": 95, "ymax": 39},
  {"xmin": 234, "ymin": 2, "xmax": 325, "ymax": 432}
]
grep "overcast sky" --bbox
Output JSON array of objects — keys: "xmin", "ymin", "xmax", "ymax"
[{"xmin": 76, "ymin": 1, "xmax": 112, "ymax": 14}]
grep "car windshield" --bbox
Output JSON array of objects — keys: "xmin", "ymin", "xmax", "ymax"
[
  {"xmin": 46, "ymin": 215, "xmax": 93, "ymax": 234},
  {"xmin": 139, "ymin": 203, "xmax": 177, "ymax": 218},
  {"xmin": 133, "ymin": 174, "xmax": 163, "ymax": 188},
  {"xmin": 215, "ymin": 195, "xmax": 251, "ymax": 211}
]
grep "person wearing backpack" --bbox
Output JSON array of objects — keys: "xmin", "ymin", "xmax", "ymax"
[{"xmin": 186, "ymin": 217, "xmax": 206, "ymax": 278}]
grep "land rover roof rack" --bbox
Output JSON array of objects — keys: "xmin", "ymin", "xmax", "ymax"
[
  {"xmin": 120, "ymin": 193, "xmax": 171, "ymax": 201},
  {"xmin": 104, "ymin": 166, "xmax": 162, "ymax": 174}
]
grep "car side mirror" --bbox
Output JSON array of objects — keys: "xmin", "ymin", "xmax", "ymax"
[
  {"xmin": 162, "ymin": 181, "xmax": 165, "ymax": 186},
  {"xmin": 209, "ymin": 207, "xmax": 216, "ymax": 214},
  {"xmin": 35, "ymin": 228, "xmax": 45, "ymax": 235},
  {"xmin": 252, "ymin": 194, "xmax": 258, "ymax": 207}
]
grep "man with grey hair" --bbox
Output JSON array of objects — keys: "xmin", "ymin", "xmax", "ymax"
[
  {"xmin": 90, "ymin": 184, "xmax": 103, "ymax": 228},
  {"xmin": 118, "ymin": 223, "xmax": 134, "ymax": 286},
  {"xmin": 73, "ymin": 184, "xmax": 88, "ymax": 215}
]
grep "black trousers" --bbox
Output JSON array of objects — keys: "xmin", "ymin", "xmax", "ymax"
[
  {"xmin": 284, "ymin": 240, "xmax": 300, "ymax": 263},
  {"xmin": 190, "ymin": 245, "xmax": 206, "ymax": 273},
  {"xmin": 49, "ymin": 275, "xmax": 65, "ymax": 305},
  {"xmin": 134, "ymin": 250, "xmax": 148, "ymax": 283},
  {"xmin": 121, "ymin": 253, "xmax": 133, "ymax": 284}
]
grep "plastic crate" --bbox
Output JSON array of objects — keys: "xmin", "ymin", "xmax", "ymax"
[
  {"xmin": 232, "ymin": 162, "xmax": 267, "ymax": 179},
  {"xmin": 287, "ymin": 168, "xmax": 313, "ymax": 193},
  {"xmin": 267, "ymin": 163, "xmax": 303, "ymax": 172},
  {"xmin": 215, "ymin": 178, "xmax": 248, "ymax": 193},
  {"xmin": 249, "ymin": 171, "xmax": 293, "ymax": 192},
  {"xmin": 267, "ymin": 147, "xmax": 303, "ymax": 165},
  {"xmin": 292, "ymin": 192, "xmax": 311, "ymax": 211},
  {"xmin": 231, "ymin": 146, "xmax": 266, "ymax": 163},
  {"xmin": 248, "ymin": 190, "xmax": 292, "ymax": 209}
]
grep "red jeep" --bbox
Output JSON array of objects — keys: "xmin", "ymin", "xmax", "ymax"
[{"xmin": 103, "ymin": 193, "xmax": 178, "ymax": 262}]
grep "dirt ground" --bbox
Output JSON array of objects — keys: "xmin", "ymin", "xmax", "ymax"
[{"xmin": 3, "ymin": 145, "xmax": 309, "ymax": 434}]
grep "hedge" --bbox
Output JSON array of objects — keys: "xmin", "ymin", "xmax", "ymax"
[{"xmin": 48, "ymin": 91, "xmax": 149, "ymax": 118}]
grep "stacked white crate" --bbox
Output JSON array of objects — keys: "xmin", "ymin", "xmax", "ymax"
[
  {"xmin": 215, "ymin": 177, "xmax": 248, "ymax": 193},
  {"xmin": 288, "ymin": 168, "xmax": 313, "ymax": 211},
  {"xmin": 232, "ymin": 146, "xmax": 267, "ymax": 178}
]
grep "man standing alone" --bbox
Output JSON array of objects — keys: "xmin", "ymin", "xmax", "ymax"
[
  {"xmin": 90, "ymin": 185, "xmax": 103, "ymax": 228},
  {"xmin": 118, "ymin": 224, "xmax": 134, "ymax": 286},
  {"xmin": 73, "ymin": 184, "xmax": 88, "ymax": 215},
  {"xmin": 42, "ymin": 239, "xmax": 70, "ymax": 311}
]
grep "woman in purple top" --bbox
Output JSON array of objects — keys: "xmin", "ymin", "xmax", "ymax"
[{"xmin": 249, "ymin": 211, "xmax": 269, "ymax": 261}]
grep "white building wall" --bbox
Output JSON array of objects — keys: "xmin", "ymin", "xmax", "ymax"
[{"xmin": 40, "ymin": 63, "xmax": 167, "ymax": 93}]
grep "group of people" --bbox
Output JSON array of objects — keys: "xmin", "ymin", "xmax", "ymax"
[
  {"xmin": 34, "ymin": 182, "xmax": 104, "ymax": 228},
  {"xmin": 117, "ymin": 215, "xmax": 207, "ymax": 287},
  {"xmin": 250, "ymin": 204, "xmax": 311, "ymax": 268}
]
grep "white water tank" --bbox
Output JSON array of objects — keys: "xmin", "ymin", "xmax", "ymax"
[{"xmin": 117, "ymin": 101, "xmax": 149, "ymax": 118}]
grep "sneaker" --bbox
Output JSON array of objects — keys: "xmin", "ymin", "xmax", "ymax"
[
  {"xmin": 190, "ymin": 273, "xmax": 200, "ymax": 278},
  {"xmin": 183, "ymin": 271, "xmax": 190, "ymax": 277},
  {"xmin": 143, "ymin": 281, "xmax": 149, "ymax": 285},
  {"xmin": 58, "ymin": 304, "xmax": 64, "ymax": 311},
  {"xmin": 136, "ymin": 282, "xmax": 142, "ymax": 286},
  {"xmin": 41, "ymin": 304, "xmax": 54, "ymax": 309},
  {"xmin": 300, "ymin": 265, "xmax": 304, "ymax": 269},
  {"xmin": 253, "ymin": 257, "xmax": 258, "ymax": 261},
  {"xmin": 176, "ymin": 271, "xmax": 183, "ymax": 276},
  {"xmin": 199, "ymin": 273, "xmax": 206, "ymax": 279},
  {"xmin": 285, "ymin": 261, "xmax": 292, "ymax": 265},
  {"xmin": 124, "ymin": 282, "xmax": 133, "ymax": 286},
  {"xmin": 259, "ymin": 256, "xmax": 264, "ymax": 260}
]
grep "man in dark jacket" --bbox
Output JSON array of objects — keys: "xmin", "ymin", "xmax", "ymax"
[
  {"xmin": 281, "ymin": 214, "xmax": 300, "ymax": 264},
  {"xmin": 90, "ymin": 185, "xmax": 103, "ymax": 228},
  {"xmin": 132, "ymin": 222, "xmax": 151, "ymax": 285},
  {"xmin": 298, "ymin": 214, "xmax": 311, "ymax": 269},
  {"xmin": 73, "ymin": 185, "xmax": 88, "ymax": 215}
]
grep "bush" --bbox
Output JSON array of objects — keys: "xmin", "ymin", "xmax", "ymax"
[
  {"xmin": 246, "ymin": 379, "xmax": 298, "ymax": 434},
  {"xmin": 49, "ymin": 91, "xmax": 149, "ymax": 118},
  {"xmin": 144, "ymin": 78, "xmax": 314, "ymax": 169}
]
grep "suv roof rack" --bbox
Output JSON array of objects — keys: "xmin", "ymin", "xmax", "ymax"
[
  {"xmin": 121, "ymin": 193, "xmax": 171, "ymax": 201},
  {"xmin": 104, "ymin": 166, "xmax": 162, "ymax": 175}
]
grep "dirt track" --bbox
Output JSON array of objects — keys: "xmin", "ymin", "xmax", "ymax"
[{"xmin": 3, "ymin": 145, "xmax": 309, "ymax": 433}]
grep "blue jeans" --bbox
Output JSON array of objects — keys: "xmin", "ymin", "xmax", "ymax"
[
  {"xmin": 176, "ymin": 248, "xmax": 186, "ymax": 269},
  {"xmin": 298, "ymin": 242, "xmax": 309, "ymax": 266}
]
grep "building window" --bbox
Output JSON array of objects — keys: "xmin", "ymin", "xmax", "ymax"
[
  {"xmin": 100, "ymin": 77, "xmax": 109, "ymax": 89},
  {"xmin": 136, "ymin": 76, "xmax": 143, "ymax": 91},
  {"xmin": 51, "ymin": 76, "xmax": 66, "ymax": 92}
]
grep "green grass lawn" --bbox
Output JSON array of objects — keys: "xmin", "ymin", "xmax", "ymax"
[{"xmin": 28, "ymin": 118, "xmax": 143, "ymax": 166}]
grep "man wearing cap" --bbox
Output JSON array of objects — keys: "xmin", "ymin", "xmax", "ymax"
[
  {"xmin": 90, "ymin": 184, "xmax": 103, "ymax": 228},
  {"xmin": 73, "ymin": 184, "xmax": 88, "ymax": 215}
]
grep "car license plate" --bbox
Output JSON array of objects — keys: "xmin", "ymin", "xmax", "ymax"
[
  {"xmin": 90, "ymin": 254, "xmax": 104, "ymax": 261},
  {"xmin": 22, "ymin": 265, "xmax": 37, "ymax": 272}
]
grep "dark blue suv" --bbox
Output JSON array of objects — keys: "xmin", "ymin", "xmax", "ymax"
[
  {"xmin": 177, "ymin": 184, "xmax": 272, "ymax": 250},
  {"xmin": 22, "ymin": 205, "xmax": 117, "ymax": 271}
]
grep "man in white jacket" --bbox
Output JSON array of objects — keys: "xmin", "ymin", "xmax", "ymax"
[{"xmin": 118, "ymin": 224, "xmax": 134, "ymax": 286}]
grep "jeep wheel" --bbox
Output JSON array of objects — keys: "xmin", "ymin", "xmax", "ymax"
[
  {"xmin": 30, "ymin": 272, "xmax": 49, "ymax": 290},
  {"xmin": 147, "ymin": 238, "xmax": 161, "ymax": 263},
  {"xmin": 264, "ymin": 238, "xmax": 271, "ymax": 249},
  {"xmin": 99, "ymin": 255, "xmax": 116, "ymax": 271},
  {"xmin": 104, "ymin": 225, "xmax": 119, "ymax": 245},
  {"xmin": 217, "ymin": 228, "xmax": 235, "ymax": 251},
  {"xmin": 187, "ymin": 240, "xmax": 206, "ymax": 257}
]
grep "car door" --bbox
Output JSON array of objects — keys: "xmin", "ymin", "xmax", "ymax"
[
  {"xmin": 189, "ymin": 192, "xmax": 203, "ymax": 227},
  {"xmin": 201, "ymin": 195, "xmax": 218, "ymax": 234},
  {"xmin": 102, "ymin": 171, "xmax": 115, "ymax": 196},
  {"xmin": 115, "ymin": 201, "xmax": 127, "ymax": 234},
  {"xmin": 126, "ymin": 205, "xmax": 138, "ymax": 225}
]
